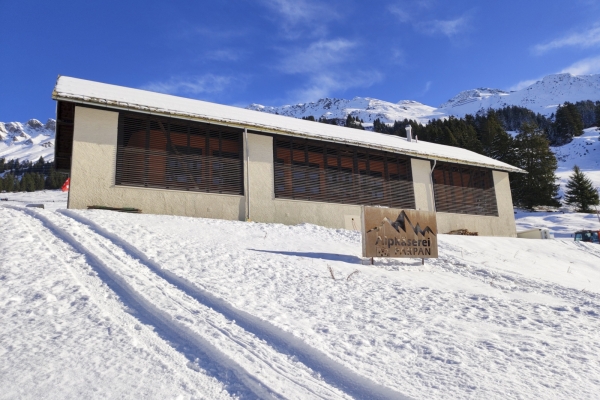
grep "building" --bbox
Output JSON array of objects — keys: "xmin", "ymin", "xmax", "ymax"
[{"xmin": 52, "ymin": 76, "xmax": 524, "ymax": 237}]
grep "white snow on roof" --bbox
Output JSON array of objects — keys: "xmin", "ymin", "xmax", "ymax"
[{"xmin": 52, "ymin": 76, "xmax": 524, "ymax": 173}]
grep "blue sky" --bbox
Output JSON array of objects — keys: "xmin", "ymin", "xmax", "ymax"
[{"xmin": 2, "ymin": 0, "xmax": 600, "ymax": 122}]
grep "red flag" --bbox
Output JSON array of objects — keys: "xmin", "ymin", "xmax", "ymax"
[{"xmin": 61, "ymin": 177, "xmax": 70, "ymax": 192}]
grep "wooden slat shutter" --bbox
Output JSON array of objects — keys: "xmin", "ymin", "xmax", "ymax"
[
  {"xmin": 116, "ymin": 112, "xmax": 243, "ymax": 195},
  {"xmin": 432, "ymin": 162, "xmax": 498, "ymax": 216},
  {"xmin": 274, "ymin": 136, "xmax": 415, "ymax": 209}
]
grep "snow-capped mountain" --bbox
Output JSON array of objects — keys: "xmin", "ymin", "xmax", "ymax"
[
  {"xmin": 249, "ymin": 74, "xmax": 600, "ymax": 123},
  {"xmin": 248, "ymin": 97, "xmax": 444, "ymax": 125},
  {"xmin": 439, "ymin": 88, "xmax": 510, "ymax": 109},
  {"xmin": 0, "ymin": 119, "xmax": 56, "ymax": 163},
  {"xmin": 439, "ymin": 73, "xmax": 600, "ymax": 117}
]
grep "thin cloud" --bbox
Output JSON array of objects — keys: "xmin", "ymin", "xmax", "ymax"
[
  {"xmin": 508, "ymin": 78, "xmax": 541, "ymax": 92},
  {"xmin": 259, "ymin": 0, "xmax": 339, "ymax": 38},
  {"xmin": 388, "ymin": 2, "xmax": 471, "ymax": 38},
  {"xmin": 140, "ymin": 74, "xmax": 234, "ymax": 96},
  {"xmin": 388, "ymin": 5, "xmax": 411, "ymax": 23},
  {"xmin": 420, "ymin": 81, "xmax": 432, "ymax": 96},
  {"xmin": 533, "ymin": 26, "xmax": 600, "ymax": 55},
  {"xmin": 417, "ymin": 16, "xmax": 469, "ymax": 37},
  {"xmin": 290, "ymin": 70, "xmax": 383, "ymax": 103},
  {"xmin": 206, "ymin": 49, "xmax": 242, "ymax": 62},
  {"xmin": 277, "ymin": 39, "xmax": 382, "ymax": 102},
  {"xmin": 278, "ymin": 39, "xmax": 357, "ymax": 74},
  {"xmin": 390, "ymin": 47, "xmax": 406, "ymax": 65},
  {"xmin": 560, "ymin": 55, "xmax": 600, "ymax": 75}
]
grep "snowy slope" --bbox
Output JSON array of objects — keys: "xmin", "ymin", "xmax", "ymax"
[
  {"xmin": 439, "ymin": 73, "xmax": 600, "ymax": 117},
  {"xmin": 0, "ymin": 119, "xmax": 55, "ymax": 162},
  {"xmin": 248, "ymin": 74, "xmax": 600, "ymax": 123},
  {"xmin": 247, "ymin": 97, "xmax": 444, "ymax": 126},
  {"xmin": 553, "ymin": 127, "xmax": 600, "ymax": 196},
  {"xmin": 2, "ymin": 195, "xmax": 600, "ymax": 399}
]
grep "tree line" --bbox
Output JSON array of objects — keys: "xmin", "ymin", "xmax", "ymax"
[{"xmin": 0, "ymin": 157, "xmax": 68, "ymax": 192}]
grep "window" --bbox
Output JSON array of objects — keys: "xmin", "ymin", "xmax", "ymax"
[
  {"xmin": 273, "ymin": 136, "xmax": 414, "ymax": 208},
  {"xmin": 432, "ymin": 162, "xmax": 498, "ymax": 216},
  {"xmin": 116, "ymin": 112, "xmax": 243, "ymax": 195}
]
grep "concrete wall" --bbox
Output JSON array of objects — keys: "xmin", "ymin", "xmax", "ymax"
[
  {"xmin": 68, "ymin": 106, "xmax": 516, "ymax": 236},
  {"xmin": 69, "ymin": 106, "xmax": 244, "ymax": 220},
  {"xmin": 411, "ymin": 158, "xmax": 434, "ymax": 211}
]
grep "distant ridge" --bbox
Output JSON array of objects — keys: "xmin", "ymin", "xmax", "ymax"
[{"xmin": 248, "ymin": 73, "xmax": 600, "ymax": 123}]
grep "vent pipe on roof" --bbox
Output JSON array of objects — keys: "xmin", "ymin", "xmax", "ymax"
[{"xmin": 405, "ymin": 125, "xmax": 413, "ymax": 142}]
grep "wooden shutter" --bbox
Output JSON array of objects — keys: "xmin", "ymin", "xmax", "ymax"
[
  {"xmin": 432, "ymin": 162, "xmax": 498, "ymax": 216},
  {"xmin": 274, "ymin": 136, "xmax": 415, "ymax": 209},
  {"xmin": 116, "ymin": 112, "xmax": 243, "ymax": 195}
]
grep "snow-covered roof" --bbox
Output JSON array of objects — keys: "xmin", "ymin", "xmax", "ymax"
[{"xmin": 52, "ymin": 76, "xmax": 524, "ymax": 173}]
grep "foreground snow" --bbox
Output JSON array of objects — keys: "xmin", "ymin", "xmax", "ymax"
[{"xmin": 1, "ymin": 195, "xmax": 600, "ymax": 399}]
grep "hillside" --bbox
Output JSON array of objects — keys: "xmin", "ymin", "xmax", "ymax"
[
  {"xmin": 247, "ymin": 97, "xmax": 443, "ymax": 126},
  {"xmin": 0, "ymin": 119, "xmax": 55, "ymax": 162},
  {"xmin": 1, "ymin": 193, "xmax": 599, "ymax": 399},
  {"xmin": 439, "ymin": 73, "xmax": 600, "ymax": 118},
  {"xmin": 553, "ymin": 127, "xmax": 600, "ymax": 196}
]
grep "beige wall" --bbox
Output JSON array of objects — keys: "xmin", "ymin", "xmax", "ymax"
[
  {"xmin": 69, "ymin": 106, "xmax": 516, "ymax": 236},
  {"xmin": 411, "ymin": 158, "xmax": 435, "ymax": 211},
  {"xmin": 69, "ymin": 106, "xmax": 244, "ymax": 220}
]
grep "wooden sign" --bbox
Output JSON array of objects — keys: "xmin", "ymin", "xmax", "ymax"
[{"xmin": 362, "ymin": 207, "xmax": 438, "ymax": 258}]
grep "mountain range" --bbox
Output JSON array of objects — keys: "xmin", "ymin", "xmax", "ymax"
[
  {"xmin": 0, "ymin": 119, "xmax": 55, "ymax": 163},
  {"xmin": 248, "ymin": 73, "xmax": 600, "ymax": 125}
]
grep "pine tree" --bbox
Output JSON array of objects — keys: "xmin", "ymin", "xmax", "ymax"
[
  {"xmin": 345, "ymin": 115, "xmax": 364, "ymax": 130},
  {"xmin": 564, "ymin": 165, "xmax": 600, "ymax": 212},
  {"xmin": 553, "ymin": 102, "xmax": 584, "ymax": 145},
  {"xmin": 510, "ymin": 123, "xmax": 561, "ymax": 209}
]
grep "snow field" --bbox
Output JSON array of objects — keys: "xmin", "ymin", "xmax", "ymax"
[
  {"xmin": 1, "ymin": 198, "xmax": 600, "ymax": 399},
  {"xmin": 3, "ymin": 206, "xmax": 404, "ymax": 399},
  {"xmin": 0, "ymin": 206, "xmax": 231, "ymax": 399}
]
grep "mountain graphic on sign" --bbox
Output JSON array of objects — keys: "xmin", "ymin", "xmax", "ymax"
[{"xmin": 367, "ymin": 211, "xmax": 436, "ymax": 236}]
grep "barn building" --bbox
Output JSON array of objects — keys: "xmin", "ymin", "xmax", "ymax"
[{"xmin": 52, "ymin": 76, "xmax": 524, "ymax": 237}]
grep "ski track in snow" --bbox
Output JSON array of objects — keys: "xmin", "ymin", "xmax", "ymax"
[
  {"xmin": 0, "ymin": 206, "xmax": 231, "ymax": 399},
  {"xmin": 8, "ymin": 206, "xmax": 407, "ymax": 400}
]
